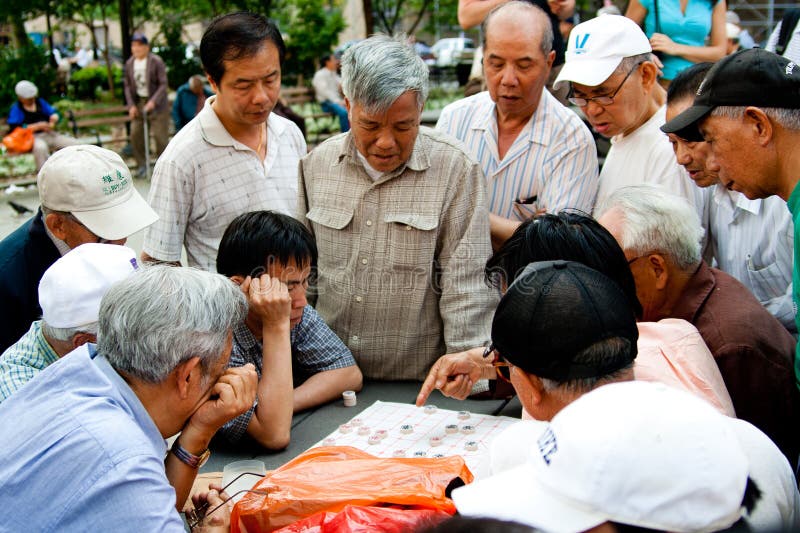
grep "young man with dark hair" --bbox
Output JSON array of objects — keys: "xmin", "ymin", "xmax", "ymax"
[
  {"xmin": 143, "ymin": 12, "xmax": 306, "ymax": 271},
  {"xmin": 216, "ymin": 211, "xmax": 362, "ymax": 448}
]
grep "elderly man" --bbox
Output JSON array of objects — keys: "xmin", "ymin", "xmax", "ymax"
[
  {"xmin": 663, "ymin": 62, "xmax": 795, "ymax": 332},
  {"xmin": 312, "ymin": 54, "xmax": 349, "ymax": 132},
  {"xmin": 437, "ymin": 1, "xmax": 597, "ymax": 248},
  {"xmin": 298, "ymin": 35, "xmax": 496, "ymax": 381},
  {"xmin": 7, "ymin": 80, "xmax": 79, "ymax": 170},
  {"xmin": 554, "ymin": 15, "xmax": 699, "ymax": 212},
  {"xmin": 143, "ymin": 12, "xmax": 306, "ymax": 271},
  {"xmin": 453, "ymin": 261, "xmax": 798, "ymax": 531},
  {"xmin": 172, "ymin": 74, "xmax": 214, "ymax": 131},
  {"xmin": 662, "ymin": 47, "xmax": 800, "ymax": 386},
  {"xmin": 0, "ymin": 243, "xmax": 138, "ymax": 403},
  {"xmin": 216, "ymin": 211, "xmax": 362, "ymax": 448},
  {"xmin": 123, "ymin": 32, "xmax": 169, "ymax": 177},
  {"xmin": 0, "ymin": 145, "xmax": 158, "ymax": 353},
  {"xmin": 0, "ymin": 266, "xmax": 258, "ymax": 531},
  {"xmin": 597, "ymin": 185, "xmax": 799, "ymax": 464},
  {"xmin": 417, "ymin": 212, "xmax": 734, "ymax": 417}
]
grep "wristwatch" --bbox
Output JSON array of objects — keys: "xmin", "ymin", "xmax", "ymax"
[{"xmin": 171, "ymin": 441, "xmax": 211, "ymax": 469}]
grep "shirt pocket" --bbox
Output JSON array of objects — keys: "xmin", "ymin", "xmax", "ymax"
[
  {"xmin": 384, "ymin": 213, "xmax": 439, "ymax": 272},
  {"xmin": 306, "ymin": 206, "xmax": 354, "ymax": 270},
  {"xmin": 745, "ymin": 260, "xmax": 787, "ymax": 302}
]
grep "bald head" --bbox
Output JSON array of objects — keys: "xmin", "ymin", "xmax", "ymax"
[{"xmin": 482, "ymin": 1, "xmax": 553, "ymax": 57}]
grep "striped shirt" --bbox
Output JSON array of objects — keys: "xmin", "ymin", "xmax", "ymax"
[
  {"xmin": 143, "ymin": 96, "xmax": 307, "ymax": 271},
  {"xmin": 436, "ymin": 90, "xmax": 599, "ymax": 218},
  {"xmin": 703, "ymin": 186, "xmax": 795, "ymax": 332},
  {"xmin": 299, "ymin": 127, "xmax": 498, "ymax": 381},
  {"xmin": 766, "ymin": 19, "xmax": 800, "ymax": 63},
  {"xmin": 0, "ymin": 321, "xmax": 59, "ymax": 403},
  {"xmin": 220, "ymin": 305, "xmax": 357, "ymax": 442}
]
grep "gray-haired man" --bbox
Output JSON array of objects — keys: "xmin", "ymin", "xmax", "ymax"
[{"xmin": 298, "ymin": 35, "xmax": 496, "ymax": 381}]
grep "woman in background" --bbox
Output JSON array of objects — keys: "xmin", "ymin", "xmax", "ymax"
[{"xmin": 625, "ymin": 0, "xmax": 727, "ymax": 86}]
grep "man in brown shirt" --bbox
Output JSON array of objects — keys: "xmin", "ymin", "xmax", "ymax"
[
  {"xmin": 598, "ymin": 184, "xmax": 799, "ymax": 463},
  {"xmin": 298, "ymin": 35, "xmax": 497, "ymax": 381}
]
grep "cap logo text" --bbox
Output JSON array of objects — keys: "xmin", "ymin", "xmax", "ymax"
[
  {"xmin": 787, "ymin": 62, "xmax": 796, "ymax": 76},
  {"xmin": 574, "ymin": 34, "xmax": 590, "ymax": 54},
  {"xmin": 537, "ymin": 426, "xmax": 558, "ymax": 465}
]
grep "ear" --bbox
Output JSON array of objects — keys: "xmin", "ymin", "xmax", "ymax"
[
  {"xmin": 545, "ymin": 50, "xmax": 556, "ymax": 70},
  {"xmin": 639, "ymin": 61, "xmax": 658, "ymax": 91},
  {"xmin": 515, "ymin": 370, "xmax": 546, "ymax": 408},
  {"xmin": 71, "ymin": 332, "xmax": 96, "ymax": 349},
  {"xmin": 743, "ymin": 107, "xmax": 773, "ymax": 147},
  {"xmin": 173, "ymin": 356, "xmax": 203, "ymax": 400},
  {"xmin": 206, "ymin": 74, "xmax": 219, "ymax": 94},
  {"xmin": 647, "ymin": 253, "xmax": 670, "ymax": 290},
  {"xmin": 344, "ymin": 97, "xmax": 351, "ymax": 114},
  {"xmin": 45, "ymin": 212, "xmax": 68, "ymax": 240},
  {"xmin": 230, "ymin": 275, "xmax": 245, "ymax": 286}
]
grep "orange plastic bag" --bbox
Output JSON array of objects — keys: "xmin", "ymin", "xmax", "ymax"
[
  {"xmin": 273, "ymin": 504, "xmax": 450, "ymax": 533},
  {"xmin": 231, "ymin": 446, "xmax": 473, "ymax": 532},
  {"xmin": 2, "ymin": 127, "xmax": 34, "ymax": 153}
]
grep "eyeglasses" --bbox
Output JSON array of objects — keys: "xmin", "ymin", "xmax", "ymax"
[
  {"xmin": 568, "ymin": 62, "xmax": 643, "ymax": 107},
  {"xmin": 483, "ymin": 343, "xmax": 512, "ymax": 383}
]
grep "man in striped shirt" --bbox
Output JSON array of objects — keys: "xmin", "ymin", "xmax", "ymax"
[{"xmin": 437, "ymin": 1, "xmax": 598, "ymax": 249}]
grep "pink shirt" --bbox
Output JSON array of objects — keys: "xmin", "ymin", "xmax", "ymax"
[{"xmin": 522, "ymin": 318, "xmax": 735, "ymax": 419}]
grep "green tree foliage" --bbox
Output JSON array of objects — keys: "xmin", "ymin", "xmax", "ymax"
[
  {"xmin": 0, "ymin": 44, "xmax": 53, "ymax": 111},
  {"xmin": 159, "ymin": 14, "xmax": 203, "ymax": 89},
  {"xmin": 275, "ymin": 0, "xmax": 346, "ymax": 85}
]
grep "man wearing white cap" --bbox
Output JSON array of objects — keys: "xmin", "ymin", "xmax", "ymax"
[
  {"xmin": 553, "ymin": 15, "xmax": 700, "ymax": 214},
  {"xmin": 454, "ymin": 381, "xmax": 763, "ymax": 532},
  {"xmin": 0, "ymin": 243, "xmax": 139, "ymax": 403},
  {"xmin": 6, "ymin": 80, "xmax": 79, "ymax": 170},
  {"xmin": 0, "ymin": 145, "xmax": 158, "ymax": 353}
]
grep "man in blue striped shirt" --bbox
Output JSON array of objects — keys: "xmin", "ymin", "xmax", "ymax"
[{"xmin": 437, "ymin": 1, "xmax": 598, "ymax": 249}]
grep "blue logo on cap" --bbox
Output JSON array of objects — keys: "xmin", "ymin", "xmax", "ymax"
[
  {"xmin": 574, "ymin": 34, "xmax": 590, "ymax": 55},
  {"xmin": 537, "ymin": 426, "xmax": 558, "ymax": 465}
]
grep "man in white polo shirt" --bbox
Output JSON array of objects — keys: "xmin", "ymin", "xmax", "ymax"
[{"xmin": 143, "ymin": 12, "xmax": 306, "ymax": 271}]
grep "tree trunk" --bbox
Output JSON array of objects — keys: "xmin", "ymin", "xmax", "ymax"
[
  {"xmin": 362, "ymin": 0, "xmax": 373, "ymax": 36},
  {"xmin": 10, "ymin": 10, "xmax": 30, "ymax": 48}
]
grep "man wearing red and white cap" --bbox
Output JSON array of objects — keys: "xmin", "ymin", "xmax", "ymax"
[{"xmin": 0, "ymin": 145, "xmax": 158, "ymax": 353}]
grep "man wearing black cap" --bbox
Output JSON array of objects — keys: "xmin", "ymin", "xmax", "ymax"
[
  {"xmin": 489, "ymin": 260, "xmax": 638, "ymax": 420},
  {"xmin": 123, "ymin": 32, "xmax": 169, "ymax": 177},
  {"xmin": 662, "ymin": 48, "xmax": 800, "ymax": 388},
  {"xmin": 479, "ymin": 260, "xmax": 800, "ymax": 531}
]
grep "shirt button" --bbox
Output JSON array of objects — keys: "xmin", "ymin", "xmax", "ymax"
[
  {"xmin": 352, "ymin": 335, "xmax": 359, "ymax": 342},
  {"xmin": 361, "ymin": 258, "xmax": 368, "ymax": 265},
  {"xmin": 366, "ymin": 220, "xmax": 373, "ymax": 226},
  {"xmin": 355, "ymin": 296, "xmax": 363, "ymax": 302}
]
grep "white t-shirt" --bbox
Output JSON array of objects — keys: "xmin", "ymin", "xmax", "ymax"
[
  {"xmin": 595, "ymin": 105, "xmax": 703, "ymax": 215},
  {"xmin": 133, "ymin": 58, "xmax": 148, "ymax": 98}
]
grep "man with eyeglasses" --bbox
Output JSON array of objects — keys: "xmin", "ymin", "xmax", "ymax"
[
  {"xmin": 554, "ymin": 15, "xmax": 701, "ymax": 214},
  {"xmin": 437, "ymin": 1, "xmax": 598, "ymax": 249},
  {"xmin": 0, "ymin": 145, "xmax": 158, "ymax": 353}
]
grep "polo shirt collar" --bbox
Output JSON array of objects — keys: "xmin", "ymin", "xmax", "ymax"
[{"xmin": 198, "ymin": 95, "xmax": 286, "ymax": 151}]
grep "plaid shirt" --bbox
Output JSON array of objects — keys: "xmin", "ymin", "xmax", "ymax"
[
  {"xmin": 0, "ymin": 321, "xmax": 59, "ymax": 404},
  {"xmin": 219, "ymin": 305, "xmax": 356, "ymax": 442},
  {"xmin": 298, "ymin": 127, "xmax": 497, "ymax": 381}
]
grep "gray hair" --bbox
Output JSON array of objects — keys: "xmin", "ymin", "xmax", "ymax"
[
  {"xmin": 539, "ymin": 338, "xmax": 635, "ymax": 396},
  {"xmin": 188, "ymin": 74, "xmax": 205, "ymax": 89},
  {"xmin": 711, "ymin": 105, "xmax": 800, "ymax": 131},
  {"xmin": 596, "ymin": 185, "xmax": 703, "ymax": 270},
  {"xmin": 340, "ymin": 34, "xmax": 429, "ymax": 115},
  {"xmin": 41, "ymin": 320, "xmax": 98, "ymax": 342},
  {"xmin": 481, "ymin": 1, "xmax": 553, "ymax": 56},
  {"xmin": 97, "ymin": 265, "xmax": 247, "ymax": 383}
]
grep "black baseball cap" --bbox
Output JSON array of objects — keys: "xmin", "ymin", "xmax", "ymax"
[
  {"xmin": 491, "ymin": 260, "xmax": 638, "ymax": 381},
  {"xmin": 662, "ymin": 48, "xmax": 800, "ymax": 141},
  {"xmin": 131, "ymin": 32, "xmax": 148, "ymax": 45}
]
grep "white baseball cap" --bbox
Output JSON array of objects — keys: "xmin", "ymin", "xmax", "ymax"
[
  {"xmin": 39, "ymin": 243, "xmax": 140, "ymax": 329},
  {"xmin": 15, "ymin": 80, "xmax": 38, "ymax": 99},
  {"xmin": 453, "ymin": 381, "xmax": 750, "ymax": 533},
  {"xmin": 554, "ymin": 15, "xmax": 652, "ymax": 90},
  {"xmin": 37, "ymin": 145, "xmax": 158, "ymax": 241},
  {"xmin": 726, "ymin": 22, "xmax": 742, "ymax": 40}
]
